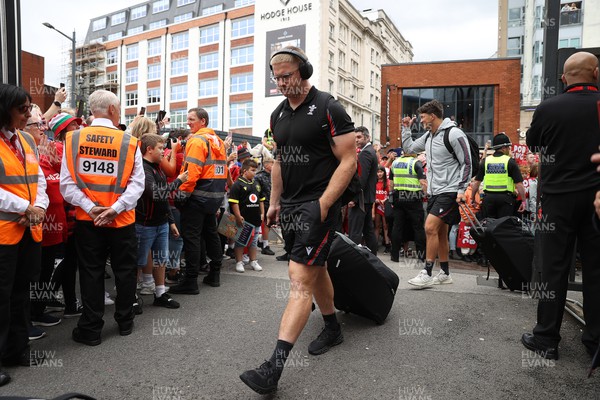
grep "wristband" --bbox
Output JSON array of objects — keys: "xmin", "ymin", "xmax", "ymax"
[{"xmin": 53, "ymin": 101, "xmax": 61, "ymax": 107}]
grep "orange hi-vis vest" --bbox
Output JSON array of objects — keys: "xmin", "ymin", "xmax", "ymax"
[
  {"xmin": 179, "ymin": 128, "xmax": 228, "ymax": 213},
  {"xmin": 64, "ymin": 126, "xmax": 138, "ymax": 227},
  {"xmin": 0, "ymin": 130, "xmax": 43, "ymax": 244}
]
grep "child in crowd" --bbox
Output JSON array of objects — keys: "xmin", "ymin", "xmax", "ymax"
[{"xmin": 229, "ymin": 159, "xmax": 265, "ymax": 273}]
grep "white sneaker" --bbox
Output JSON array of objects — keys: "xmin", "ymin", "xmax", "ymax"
[
  {"xmin": 242, "ymin": 254, "xmax": 250, "ymax": 264},
  {"xmin": 104, "ymin": 291, "xmax": 115, "ymax": 305},
  {"xmin": 140, "ymin": 282, "xmax": 156, "ymax": 295},
  {"xmin": 249, "ymin": 260, "xmax": 263, "ymax": 271},
  {"xmin": 136, "ymin": 281, "xmax": 142, "ymax": 291},
  {"xmin": 407, "ymin": 270, "xmax": 433, "ymax": 287},
  {"xmin": 236, "ymin": 261, "xmax": 245, "ymax": 273},
  {"xmin": 432, "ymin": 271, "xmax": 453, "ymax": 285}
]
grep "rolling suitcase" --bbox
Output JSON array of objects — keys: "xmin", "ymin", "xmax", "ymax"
[
  {"xmin": 327, "ymin": 232, "xmax": 399, "ymax": 324},
  {"xmin": 460, "ymin": 203, "xmax": 533, "ymax": 291}
]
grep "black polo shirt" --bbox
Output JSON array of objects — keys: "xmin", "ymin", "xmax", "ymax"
[
  {"xmin": 229, "ymin": 177, "xmax": 265, "ymax": 227},
  {"xmin": 271, "ymin": 86, "xmax": 354, "ymax": 205}
]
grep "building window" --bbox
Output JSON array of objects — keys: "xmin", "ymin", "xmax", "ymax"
[
  {"xmin": 235, "ymin": 0, "xmax": 255, "ymax": 6},
  {"xmin": 559, "ymin": 37, "xmax": 581, "ymax": 48},
  {"xmin": 232, "ymin": 17, "xmax": 254, "ymax": 38},
  {"xmin": 533, "ymin": 41, "xmax": 543, "ymax": 64},
  {"xmin": 106, "ymin": 72, "xmax": 118, "ymax": 83},
  {"xmin": 328, "ymin": 51, "xmax": 334, "ymax": 69},
  {"xmin": 560, "ymin": 2, "xmax": 581, "ymax": 25},
  {"xmin": 328, "ymin": 23, "xmax": 335, "ymax": 40},
  {"xmin": 202, "ymin": 4, "xmax": 223, "ymax": 16},
  {"xmin": 111, "ymin": 12, "xmax": 126, "ymax": 26},
  {"xmin": 153, "ymin": 0, "xmax": 170, "ymax": 14},
  {"xmin": 126, "ymin": 43, "xmax": 139, "ymax": 61},
  {"xmin": 93, "ymin": 18, "xmax": 107, "ymax": 31},
  {"xmin": 126, "ymin": 68, "xmax": 138, "ymax": 84},
  {"xmin": 370, "ymin": 71, "xmax": 374, "ymax": 87},
  {"xmin": 149, "ymin": 19, "xmax": 167, "ymax": 29},
  {"xmin": 174, "ymin": 12, "xmax": 193, "ymax": 23},
  {"xmin": 328, "ymin": 79, "xmax": 334, "ymax": 93},
  {"xmin": 507, "ymin": 36, "xmax": 523, "ymax": 56},
  {"xmin": 204, "ymin": 105, "xmax": 218, "ymax": 129},
  {"xmin": 231, "ymin": 73, "xmax": 253, "ymax": 93},
  {"xmin": 171, "ymin": 32, "xmax": 189, "ymax": 51},
  {"xmin": 401, "ymin": 86, "xmax": 495, "ymax": 145},
  {"xmin": 125, "ymin": 91, "xmax": 138, "ymax": 107},
  {"xmin": 148, "ymin": 88, "xmax": 161, "ymax": 103},
  {"xmin": 351, "ymin": 33, "xmax": 360, "ymax": 52},
  {"xmin": 131, "ymin": 5, "xmax": 147, "ymax": 20},
  {"xmin": 534, "ymin": 5, "xmax": 543, "ymax": 28},
  {"xmin": 171, "ymin": 57, "xmax": 188, "ymax": 75},
  {"xmin": 177, "ymin": 0, "xmax": 195, "ymax": 6},
  {"xmin": 199, "ymin": 52, "xmax": 219, "ymax": 70},
  {"xmin": 128, "ymin": 26, "xmax": 144, "ymax": 36},
  {"xmin": 338, "ymin": 77, "xmax": 344, "ymax": 94},
  {"xmin": 148, "ymin": 38, "xmax": 161, "ymax": 56},
  {"xmin": 351, "ymin": 60, "xmax": 358, "ymax": 76},
  {"xmin": 170, "ymin": 109, "xmax": 187, "ymax": 128},
  {"xmin": 170, "ymin": 84, "xmax": 188, "ymax": 101},
  {"xmin": 508, "ymin": 7, "xmax": 522, "ymax": 27},
  {"xmin": 148, "ymin": 64, "xmax": 161, "ymax": 80},
  {"xmin": 231, "ymin": 45, "xmax": 253, "ymax": 66},
  {"xmin": 532, "ymin": 75, "xmax": 541, "ymax": 99},
  {"xmin": 371, "ymin": 49, "xmax": 375, "ymax": 63},
  {"xmin": 107, "ymin": 32, "xmax": 123, "ymax": 41},
  {"xmin": 124, "ymin": 114, "xmax": 136, "ymax": 126},
  {"xmin": 339, "ymin": 23, "xmax": 347, "ymax": 42},
  {"xmin": 199, "ymin": 79, "xmax": 219, "ymax": 97},
  {"xmin": 338, "ymin": 50, "xmax": 345, "ymax": 70},
  {"xmin": 230, "ymin": 102, "xmax": 252, "ymax": 128},
  {"xmin": 200, "ymin": 25, "xmax": 219, "ymax": 44},
  {"xmin": 107, "ymin": 49, "xmax": 118, "ymax": 65}
]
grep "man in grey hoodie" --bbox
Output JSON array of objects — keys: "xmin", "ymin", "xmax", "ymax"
[{"xmin": 402, "ymin": 100, "xmax": 473, "ymax": 287}]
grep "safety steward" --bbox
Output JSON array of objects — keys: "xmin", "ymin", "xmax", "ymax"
[
  {"xmin": 388, "ymin": 151, "xmax": 427, "ymax": 263},
  {"xmin": 170, "ymin": 107, "xmax": 230, "ymax": 294},
  {"xmin": 60, "ymin": 89, "xmax": 144, "ymax": 345},
  {"xmin": 0, "ymin": 85, "xmax": 49, "ymax": 385}
]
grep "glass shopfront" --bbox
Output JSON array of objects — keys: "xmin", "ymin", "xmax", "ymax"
[{"xmin": 402, "ymin": 86, "xmax": 495, "ymax": 146}]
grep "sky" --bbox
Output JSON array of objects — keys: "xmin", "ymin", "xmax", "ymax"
[{"xmin": 21, "ymin": 0, "xmax": 499, "ymax": 87}]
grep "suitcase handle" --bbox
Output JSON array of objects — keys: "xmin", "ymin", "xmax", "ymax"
[{"xmin": 458, "ymin": 201, "xmax": 484, "ymax": 235}]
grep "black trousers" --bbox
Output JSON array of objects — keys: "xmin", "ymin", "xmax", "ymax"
[
  {"xmin": 181, "ymin": 201, "xmax": 223, "ymax": 279},
  {"xmin": 348, "ymin": 202, "xmax": 377, "ymax": 255},
  {"xmin": 31, "ymin": 243, "xmax": 62, "ymax": 318},
  {"xmin": 53, "ymin": 237, "xmax": 79, "ymax": 309},
  {"xmin": 75, "ymin": 221, "xmax": 137, "ymax": 336},
  {"xmin": 391, "ymin": 199, "xmax": 425, "ymax": 260},
  {"xmin": 481, "ymin": 192, "xmax": 515, "ymax": 219},
  {"xmin": 533, "ymin": 189, "xmax": 600, "ymax": 350},
  {"xmin": 0, "ymin": 229, "xmax": 41, "ymax": 362}
]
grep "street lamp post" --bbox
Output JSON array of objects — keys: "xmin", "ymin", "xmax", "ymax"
[{"xmin": 42, "ymin": 22, "xmax": 76, "ymax": 109}]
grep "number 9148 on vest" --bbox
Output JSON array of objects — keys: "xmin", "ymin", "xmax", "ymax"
[{"xmin": 78, "ymin": 157, "xmax": 117, "ymax": 176}]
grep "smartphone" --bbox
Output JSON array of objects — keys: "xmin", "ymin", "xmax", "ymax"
[
  {"xmin": 60, "ymin": 83, "xmax": 65, "ymax": 88},
  {"xmin": 157, "ymin": 110, "xmax": 167, "ymax": 122},
  {"xmin": 139, "ymin": 106, "xmax": 146, "ymax": 116},
  {"xmin": 227, "ymin": 131, "xmax": 233, "ymax": 141}
]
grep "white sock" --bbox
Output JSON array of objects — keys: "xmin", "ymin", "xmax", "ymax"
[
  {"xmin": 155, "ymin": 285, "xmax": 166, "ymax": 297},
  {"xmin": 262, "ymin": 240, "xmax": 269, "ymax": 248},
  {"xmin": 143, "ymin": 273, "xmax": 154, "ymax": 284}
]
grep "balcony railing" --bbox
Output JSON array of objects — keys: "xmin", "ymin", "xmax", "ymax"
[{"xmin": 560, "ymin": 9, "xmax": 581, "ymax": 25}]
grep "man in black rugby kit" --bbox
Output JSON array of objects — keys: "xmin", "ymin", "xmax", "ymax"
[{"xmin": 239, "ymin": 46, "xmax": 356, "ymax": 394}]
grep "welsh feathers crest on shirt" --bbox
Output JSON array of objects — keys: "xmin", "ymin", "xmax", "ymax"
[{"xmin": 307, "ymin": 104, "xmax": 317, "ymax": 116}]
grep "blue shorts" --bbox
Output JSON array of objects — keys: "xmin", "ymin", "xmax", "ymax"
[{"xmin": 136, "ymin": 223, "xmax": 169, "ymax": 268}]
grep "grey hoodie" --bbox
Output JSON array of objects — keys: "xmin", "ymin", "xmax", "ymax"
[{"xmin": 402, "ymin": 118, "xmax": 472, "ymax": 196}]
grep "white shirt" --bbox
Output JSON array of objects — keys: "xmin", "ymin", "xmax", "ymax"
[
  {"xmin": 0, "ymin": 129, "xmax": 49, "ymax": 213},
  {"xmin": 59, "ymin": 118, "xmax": 145, "ymax": 215}
]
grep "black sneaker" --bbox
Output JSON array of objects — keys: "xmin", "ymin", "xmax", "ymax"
[
  {"xmin": 275, "ymin": 253, "xmax": 290, "ymax": 262},
  {"xmin": 133, "ymin": 295, "xmax": 143, "ymax": 315},
  {"xmin": 308, "ymin": 326, "xmax": 343, "ymax": 355},
  {"xmin": 45, "ymin": 300, "xmax": 65, "ymax": 312},
  {"xmin": 239, "ymin": 360, "xmax": 281, "ymax": 395},
  {"xmin": 31, "ymin": 313, "xmax": 62, "ymax": 327},
  {"xmin": 165, "ymin": 271, "xmax": 182, "ymax": 284},
  {"xmin": 63, "ymin": 304, "xmax": 83, "ymax": 318},
  {"xmin": 225, "ymin": 248, "xmax": 235, "ymax": 259},
  {"xmin": 261, "ymin": 246, "xmax": 275, "ymax": 256},
  {"xmin": 153, "ymin": 293, "xmax": 180, "ymax": 309},
  {"xmin": 199, "ymin": 264, "xmax": 210, "ymax": 275}
]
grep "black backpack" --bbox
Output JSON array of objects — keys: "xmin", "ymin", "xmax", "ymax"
[
  {"xmin": 270, "ymin": 91, "xmax": 361, "ymax": 204},
  {"xmin": 426, "ymin": 127, "xmax": 480, "ymax": 178}
]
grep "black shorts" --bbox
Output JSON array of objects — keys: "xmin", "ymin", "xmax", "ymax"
[
  {"xmin": 280, "ymin": 200, "xmax": 341, "ymax": 267},
  {"xmin": 427, "ymin": 192, "xmax": 460, "ymax": 225}
]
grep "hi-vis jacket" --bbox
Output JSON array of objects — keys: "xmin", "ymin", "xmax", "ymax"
[
  {"xmin": 179, "ymin": 128, "xmax": 228, "ymax": 214},
  {"xmin": 0, "ymin": 130, "xmax": 43, "ymax": 244},
  {"xmin": 484, "ymin": 154, "xmax": 515, "ymax": 193},
  {"xmin": 64, "ymin": 126, "xmax": 138, "ymax": 227}
]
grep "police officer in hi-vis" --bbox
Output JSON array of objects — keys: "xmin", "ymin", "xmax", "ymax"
[
  {"xmin": 388, "ymin": 149, "xmax": 427, "ymax": 263},
  {"xmin": 60, "ymin": 90, "xmax": 144, "ymax": 345}
]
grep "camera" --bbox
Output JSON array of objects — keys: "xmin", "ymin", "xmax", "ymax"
[{"xmin": 165, "ymin": 137, "xmax": 187, "ymax": 150}]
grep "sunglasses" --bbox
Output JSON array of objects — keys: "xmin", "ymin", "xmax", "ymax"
[{"xmin": 17, "ymin": 104, "xmax": 33, "ymax": 114}]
